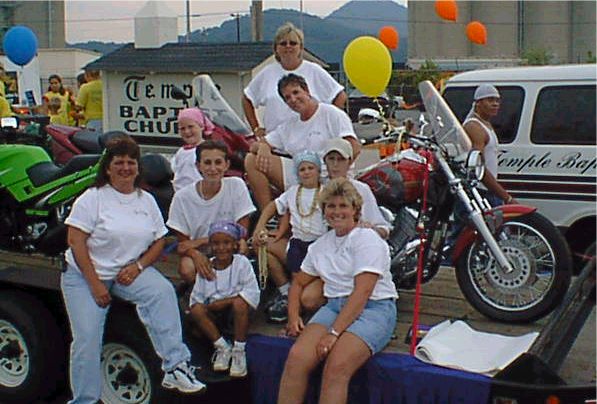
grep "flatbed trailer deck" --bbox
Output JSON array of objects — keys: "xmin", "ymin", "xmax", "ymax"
[{"xmin": 0, "ymin": 249, "xmax": 594, "ymax": 403}]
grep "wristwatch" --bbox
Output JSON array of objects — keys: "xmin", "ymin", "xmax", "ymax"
[
  {"xmin": 136, "ymin": 261, "xmax": 144, "ymax": 272},
  {"xmin": 328, "ymin": 327, "xmax": 341, "ymax": 338}
]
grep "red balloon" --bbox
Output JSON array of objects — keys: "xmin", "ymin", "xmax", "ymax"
[
  {"xmin": 378, "ymin": 26, "xmax": 399, "ymax": 50},
  {"xmin": 435, "ymin": 0, "xmax": 457, "ymax": 22},
  {"xmin": 466, "ymin": 21, "xmax": 487, "ymax": 45}
]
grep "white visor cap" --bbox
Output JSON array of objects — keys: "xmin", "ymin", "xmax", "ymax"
[{"xmin": 474, "ymin": 84, "xmax": 500, "ymax": 101}]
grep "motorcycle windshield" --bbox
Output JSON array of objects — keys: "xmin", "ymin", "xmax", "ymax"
[
  {"xmin": 418, "ymin": 80, "xmax": 471, "ymax": 157},
  {"xmin": 191, "ymin": 75, "xmax": 252, "ymax": 136}
]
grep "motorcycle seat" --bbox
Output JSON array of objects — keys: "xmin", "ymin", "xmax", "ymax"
[
  {"xmin": 27, "ymin": 154, "xmax": 101, "ymax": 187},
  {"xmin": 71, "ymin": 129, "xmax": 102, "ymax": 154}
]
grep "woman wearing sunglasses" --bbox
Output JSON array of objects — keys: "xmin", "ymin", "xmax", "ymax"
[{"xmin": 242, "ymin": 22, "xmax": 347, "ymax": 138}]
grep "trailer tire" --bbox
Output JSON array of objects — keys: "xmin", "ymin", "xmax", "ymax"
[
  {"xmin": 101, "ymin": 306, "xmax": 177, "ymax": 404},
  {"xmin": 0, "ymin": 290, "xmax": 64, "ymax": 403}
]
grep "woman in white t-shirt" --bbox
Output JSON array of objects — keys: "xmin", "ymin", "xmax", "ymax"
[
  {"xmin": 279, "ymin": 178, "xmax": 398, "ymax": 404},
  {"xmin": 242, "ymin": 22, "xmax": 346, "ymax": 138},
  {"xmin": 245, "ymin": 73, "xmax": 360, "ymax": 211},
  {"xmin": 62, "ymin": 135, "xmax": 205, "ymax": 403},
  {"xmin": 167, "ymin": 140, "xmax": 256, "ymax": 284}
]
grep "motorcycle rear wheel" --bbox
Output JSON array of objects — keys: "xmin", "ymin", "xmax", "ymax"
[{"xmin": 456, "ymin": 212, "xmax": 572, "ymax": 323}]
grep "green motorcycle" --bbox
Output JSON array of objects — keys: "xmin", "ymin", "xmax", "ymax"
[{"xmin": 0, "ymin": 117, "xmax": 100, "ymax": 255}]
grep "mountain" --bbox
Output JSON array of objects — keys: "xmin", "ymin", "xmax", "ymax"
[
  {"xmin": 193, "ymin": 1, "xmax": 407, "ymax": 64},
  {"xmin": 326, "ymin": 0, "xmax": 408, "ymax": 39},
  {"xmin": 66, "ymin": 41, "xmax": 123, "ymax": 55},
  {"xmin": 68, "ymin": 0, "xmax": 408, "ymax": 64}
]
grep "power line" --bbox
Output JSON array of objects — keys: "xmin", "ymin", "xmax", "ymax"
[
  {"xmin": 14, "ymin": 9, "xmax": 595, "ymax": 26},
  {"xmin": 20, "ymin": 10, "xmax": 247, "ymax": 24}
]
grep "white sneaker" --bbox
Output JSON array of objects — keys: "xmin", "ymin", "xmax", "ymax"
[
  {"xmin": 162, "ymin": 361, "xmax": 206, "ymax": 393},
  {"xmin": 212, "ymin": 345, "xmax": 232, "ymax": 372},
  {"xmin": 229, "ymin": 347, "xmax": 247, "ymax": 378}
]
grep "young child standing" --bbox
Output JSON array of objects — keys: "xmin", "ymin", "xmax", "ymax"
[
  {"xmin": 253, "ymin": 151, "xmax": 327, "ymax": 323},
  {"xmin": 171, "ymin": 108, "xmax": 215, "ymax": 192},
  {"xmin": 189, "ymin": 221, "xmax": 259, "ymax": 378},
  {"xmin": 48, "ymin": 96, "xmax": 68, "ymax": 125}
]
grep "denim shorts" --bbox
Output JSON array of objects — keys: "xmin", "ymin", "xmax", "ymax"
[
  {"xmin": 286, "ymin": 238, "xmax": 313, "ymax": 274},
  {"xmin": 309, "ymin": 296, "xmax": 397, "ymax": 354}
]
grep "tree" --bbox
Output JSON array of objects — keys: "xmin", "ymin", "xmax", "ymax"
[{"xmin": 521, "ymin": 48, "xmax": 554, "ymax": 66}]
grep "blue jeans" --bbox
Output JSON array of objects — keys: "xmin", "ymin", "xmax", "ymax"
[
  {"xmin": 85, "ymin": 119, "xmax": 102, "ymax": 132},
  {"xmin": 309, "ymin": 297, "xmax": 397, "ymax": 354},
  {"xmin": 61, "ymin": 265, "xmax": 191, "ymax": 404}
]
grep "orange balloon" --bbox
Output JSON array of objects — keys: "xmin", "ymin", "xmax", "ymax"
[
  {"xmin": 435, "ymin": 0, "xmax": 457, "ymax": 22},
  {"xmin": 466, "ymin": 21, "xmax": 487, "ymax": 45},
  {"xmin": 378, "ymin": 26, "xmax": 399, "ymax": 50}
]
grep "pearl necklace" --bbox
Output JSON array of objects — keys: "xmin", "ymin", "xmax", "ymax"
[{"xmin": 295, "ymin": 184, "xmax": 321, "ymax": 218}]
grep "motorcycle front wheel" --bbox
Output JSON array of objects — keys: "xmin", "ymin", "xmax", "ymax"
[{"xmin": 455, "ymin": 212, "xmax": 572, "ymax": 323}]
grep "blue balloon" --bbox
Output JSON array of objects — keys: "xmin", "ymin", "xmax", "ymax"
[{"xmin": 3, "ymin": 26, "xmax": 38, "ymax": 66}]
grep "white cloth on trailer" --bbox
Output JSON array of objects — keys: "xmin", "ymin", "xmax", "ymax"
[{"xmin": 415, "ymin": 320, "xmax": 538, "ymax": 376}]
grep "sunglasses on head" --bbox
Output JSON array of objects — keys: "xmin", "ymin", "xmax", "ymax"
[{"xmin": 278, "ymin": 40, "xmax": 299, "ymax": 46}]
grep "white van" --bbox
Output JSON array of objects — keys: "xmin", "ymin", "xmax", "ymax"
[{"xmin": 443, "ymin": 64, "xmax": 596, "ymax": 269}]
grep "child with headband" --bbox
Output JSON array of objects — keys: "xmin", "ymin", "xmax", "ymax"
[
  {"xmin": 188, "ymin": 220, "xmax": 259, "ymax": 378},
  {"xmin": 171, "ymin": 107, "xmax": 215, "ymax": 192},
  {"xmin": 253, "ymin": 150, "xmax": 327, "ymax": 323}
]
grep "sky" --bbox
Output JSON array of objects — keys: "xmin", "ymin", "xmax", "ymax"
[{"xmin": 65, "ymin": 0, "xmax": 406, "ymax": 43}]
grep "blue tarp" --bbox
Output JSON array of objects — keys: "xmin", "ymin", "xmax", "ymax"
[{"xmin": 247, "ymin": 334, "xmax": 491, "ymax": 404}]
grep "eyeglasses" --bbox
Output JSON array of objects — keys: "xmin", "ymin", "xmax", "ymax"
[{"xmin": 278, "ymin": 40, "xmax": 299, "ymax": 47}]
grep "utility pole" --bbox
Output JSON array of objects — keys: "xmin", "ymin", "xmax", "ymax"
[
  {"xmin": 250, "ymin": 0, "xmax": 263, "ymax": 42},
  {"xmin": 185, "ymin": 0, "xmax": 191, "ymax": 43},
  {"xmin": 299, "ymin": 0, "xmax": 304, "ymax": 32},
  {"xmin": 230, "ymin": 13, "xmax": 240, "ymax": 42}
]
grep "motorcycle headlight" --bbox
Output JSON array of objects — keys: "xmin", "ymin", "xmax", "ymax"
[{"xmin": 465, "ymin": 150, "xmax": 485, "ymax": 181}]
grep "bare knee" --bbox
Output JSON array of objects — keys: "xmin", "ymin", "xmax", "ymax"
[
  {"xmin": 190, "ymin": 303, "xmax": 208, "ymax": 319},
  {"xmin": 285, "ymin": 343, "xmax": 313, "ymax": 373},
  {"xmin": 245, "ymin": 153, "xmax": 257, "ymax": 171},
  {"xmin": 232, "ymin": 296, "xmax": 250, "ymax": 313},
  {"xmin": 300, "ymin": 293, "xmax": 325, "ymax": 313},
  {"xmin": 178, "ymin": 257, "xmax": 196, "ymax": 284},
  {"xmin": 322, "ymin": 357, "xmax": 353, "ymax": 385}
]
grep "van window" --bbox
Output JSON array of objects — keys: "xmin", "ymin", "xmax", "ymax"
[
  {"xmin": 531, "ymin": 85, "xmax": 596, "ymax": 145},
  {"xmin": 443, "ymin": 86, "xmax": 524, "ymax": 144}
]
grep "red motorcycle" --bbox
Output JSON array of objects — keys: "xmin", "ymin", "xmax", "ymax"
[{"xmin": 357, "ymin": 81, "xmax": 572, "ymax": 323}]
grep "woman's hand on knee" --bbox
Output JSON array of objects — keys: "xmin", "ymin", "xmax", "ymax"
[
  {"xmin": 316, "ymin": 333, "xmax": 338, "ymax": 361},
  {"xmin": 90, "ymin": 280, "xmax": 111, "ymax": 308}
]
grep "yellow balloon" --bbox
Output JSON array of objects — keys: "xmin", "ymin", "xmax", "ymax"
[{"xmin": 343, "ymin": 36, "xmax": 392, "ymax": 97}]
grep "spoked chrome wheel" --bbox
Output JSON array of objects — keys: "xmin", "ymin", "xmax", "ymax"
[
  {"xmin": 456, "ymin": 212, "xmax": 572, "ymax": 323},
  {"xmin": 467, "ymin": 221, "xmax": 555, "ymax": 311},
  {"xmin": 0, "ymin": 320, "xmax": 29, "ymax": 388},
  {"xmin": 101, "ymin": 342, "xmax": 152, "ymax": 404}
]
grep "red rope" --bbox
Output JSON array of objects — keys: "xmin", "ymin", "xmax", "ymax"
[{"xmin": 409, "ymin": 151, "xmax": 432, "ymax": 355}]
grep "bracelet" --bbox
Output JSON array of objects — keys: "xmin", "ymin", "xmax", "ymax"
[
  {"xmin": 505, "ymin": 195, "xmax": 513, "ymax": 204},
  {"xmin": 328, "ymin": 327, "xmax": 341, "ymax": 338},
  {"xmin": 136, "ymin": 261, "xmax": 144, "ymax": 272}
]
